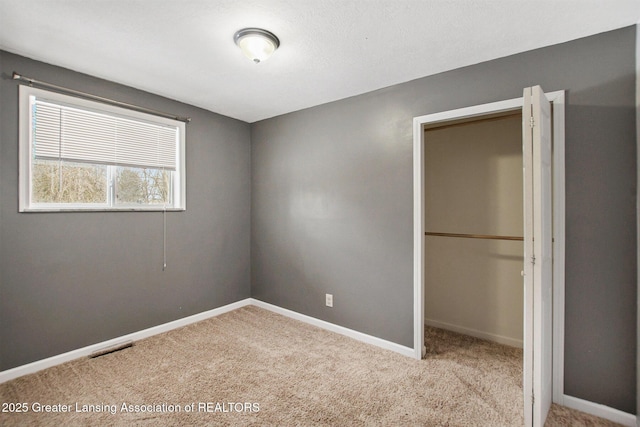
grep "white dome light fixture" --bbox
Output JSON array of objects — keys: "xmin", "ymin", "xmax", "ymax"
[{"xmin": 234, "ymin": 28, "xmax": 280, "ymax": 63}]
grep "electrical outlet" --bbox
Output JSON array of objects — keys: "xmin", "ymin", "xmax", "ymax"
[{"xmin": 325, "ymin": 293, "xmax": 333, "ymax": 307}]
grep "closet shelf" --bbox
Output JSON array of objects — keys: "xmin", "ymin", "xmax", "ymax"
[{"xmin": 425, "ymin": 231, "xmax": 524, "ymax": 241}]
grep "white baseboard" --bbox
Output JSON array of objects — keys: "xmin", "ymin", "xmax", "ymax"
[
  {"xmin": 250, "ymin": 299, "xmax": 416, "ymax": 358},
  {"xmin": 425, "ymin": 318, "xmax": 523, "ymax": 348},
  {"xmin": 5, "ymin": 298, "xmax": 635, "ymax": 427},
  {"xmin": 0, "ymin": 298, "xmax": 252, "ymax": 384},
  {"xmin": 562, "ymin": 394, "xmax": 637, "ymax": 427},
  {"xmin": 1, "ymin": 298, "xmax": 415, "ymax": 384}
]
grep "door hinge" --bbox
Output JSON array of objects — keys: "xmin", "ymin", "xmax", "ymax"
[
  {"xmin": 530, "ymin": 255, "xmax": 536, "ymax": 265},
  {"xmin": 531, "ymin": 393, "xmax": 535, "ymax": 405},
  {"xmin": 530, "ymin": 116, "xmax": 535, "ymax": 128}
]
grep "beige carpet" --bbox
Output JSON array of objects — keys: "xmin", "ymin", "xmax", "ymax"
[{"xmin": 0, "ymin": 306, "xmax": 622, "ymax": 426}]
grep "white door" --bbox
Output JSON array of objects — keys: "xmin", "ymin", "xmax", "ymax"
[{"xmin": 522, "ymin": 85, "xmax": 553, "ymax": 427}]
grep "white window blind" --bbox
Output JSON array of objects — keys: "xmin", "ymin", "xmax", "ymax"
[
  {"xmin": 20, "ymin": 85, "xmax": 186, "ymax": 212},
  {"xmin": 33, "ymin": 100, "xmax": 178, "ymax": 170}
]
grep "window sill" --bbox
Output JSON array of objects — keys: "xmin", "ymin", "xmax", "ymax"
[{"xmin": 19, "ymin": 207, "xmax": 186, "ymax": 213}]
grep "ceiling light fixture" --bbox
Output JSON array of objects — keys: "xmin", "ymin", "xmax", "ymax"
[{"xmin": 234, "ymin": 28, "xmax": 280, "ymax": 63}]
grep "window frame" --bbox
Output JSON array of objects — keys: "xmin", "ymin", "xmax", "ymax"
[{"xmin": 19, "ymin": 85, "xmax": 186, "ymax": 212}]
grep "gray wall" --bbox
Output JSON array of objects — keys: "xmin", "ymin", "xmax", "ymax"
[
  {"xmin": 0, "ymin": 51, "xmax": 252, "ymax": 371},
  {"xmin": 251, "ymin": 26, "xmax": 637, "ymax": 413},
  {"xmin": 636, "ymin": 25, "xmax": 640, "ymax": 427}
]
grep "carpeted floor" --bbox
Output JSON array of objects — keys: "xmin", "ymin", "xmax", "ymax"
[{"xmin": 0, "ymin": 306, "xmax": 623, "ymax": 426}]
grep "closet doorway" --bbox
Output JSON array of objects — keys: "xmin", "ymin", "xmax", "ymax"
[
  {"xmin": 412, "ymin": 87, "xmax": 565, "ymax": 427},
  {"xmin": 423, "ymin": 111, "xmax": 524, "ymax": 348}
]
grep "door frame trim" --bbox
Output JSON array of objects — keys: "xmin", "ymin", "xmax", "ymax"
[{"xmin": 412, "ymin": 91, "xmax": 565, "ymax": 404}]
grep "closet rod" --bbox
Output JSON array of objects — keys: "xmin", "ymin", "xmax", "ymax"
[
  {"xmin": 12, "ymin": 72, "xmax": 192, "ymax": 123},
  {"xmin": 425, "ymin": 231, "xmax": 524, "ymax": 241}
]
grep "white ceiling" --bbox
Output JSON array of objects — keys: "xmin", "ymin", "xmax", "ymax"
[{"xmin": 1, "ymin": 1, "xmax": 639, "ymax": 123}]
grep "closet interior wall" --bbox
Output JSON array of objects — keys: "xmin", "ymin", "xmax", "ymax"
[{"xmin": 424, "ymin": 113, "xmax": 524, "ymax": 347}]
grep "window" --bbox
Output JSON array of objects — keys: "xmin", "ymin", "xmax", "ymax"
[{"xmin": 19, "ymin": 86, "xmax": 186, "ymax": 211}]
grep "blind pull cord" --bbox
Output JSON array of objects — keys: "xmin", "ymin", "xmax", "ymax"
[{"xmin": 163, "ymin": 205, "xmax": 167, "ymax": 271}]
